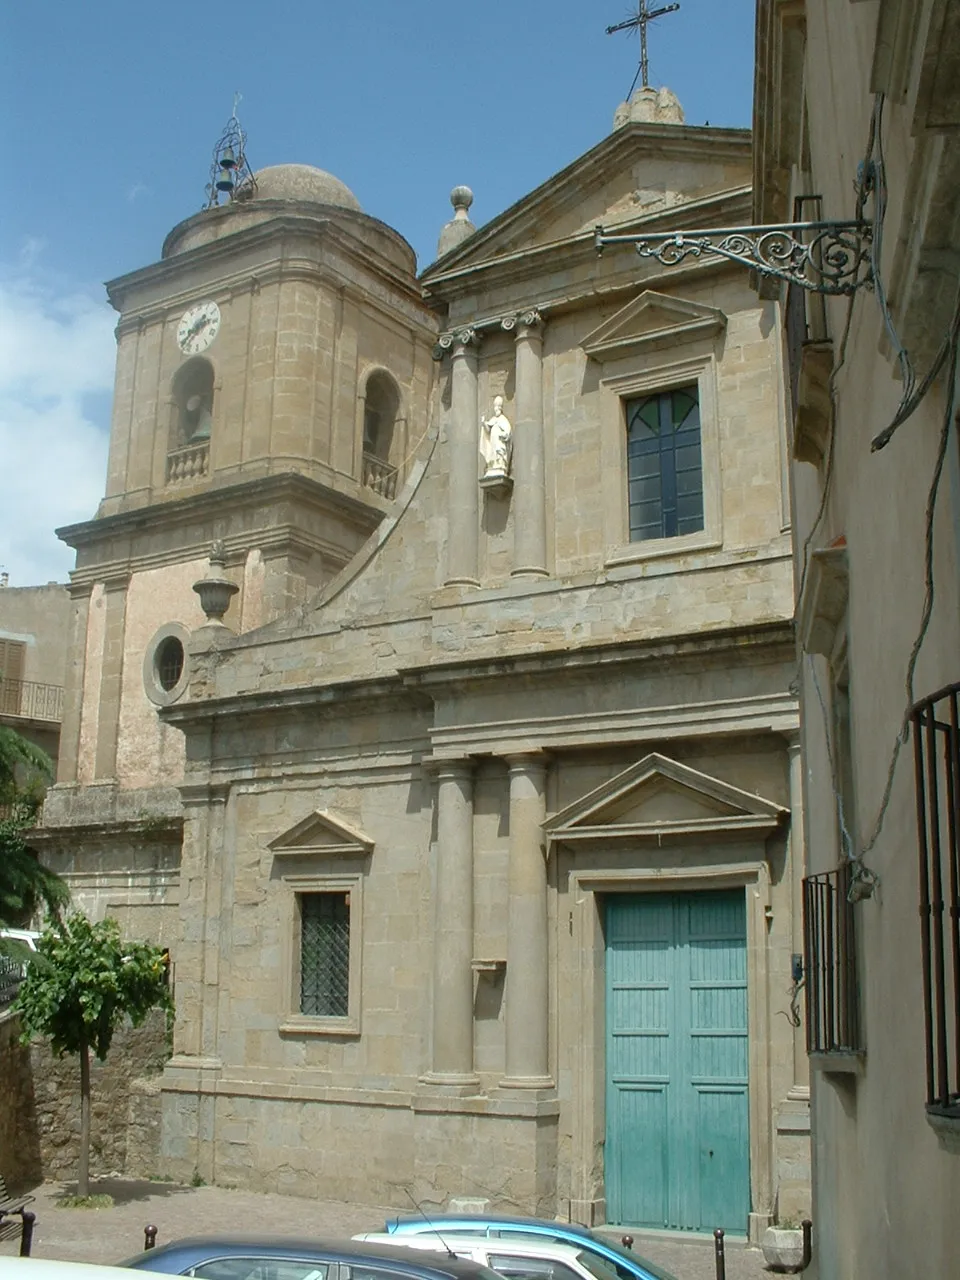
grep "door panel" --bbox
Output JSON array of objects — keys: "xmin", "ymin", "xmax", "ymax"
[{"xmin": 605, "ymin": 890, "xmax": 749, "ymax": 1231}]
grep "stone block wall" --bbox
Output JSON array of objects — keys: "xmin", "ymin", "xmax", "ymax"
[{"xmin": 0, "ymin": 1008, "xmax": 170, "ymax": 1189}]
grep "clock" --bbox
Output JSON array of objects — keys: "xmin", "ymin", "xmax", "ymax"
[{"xmin": 177, "ymin": 300, "xmax": 221, "ymax": 355}]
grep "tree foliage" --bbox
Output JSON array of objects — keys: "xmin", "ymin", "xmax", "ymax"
[
  {"xmin": 14, "ymin": 912, "xmax": 173, "ymax": 1060},
  {"xmin": 0, "ymin": 726, "xmax": 67, "ymax": 929}
]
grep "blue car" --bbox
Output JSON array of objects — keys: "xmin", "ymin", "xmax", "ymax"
[
  {"xmin": 123, "ymin": 1235, "xmax": 506, "ymax": 1280},
  {"xmin": 383, "ymin": 1218, "xmax": 675, "ymax": 1280}
]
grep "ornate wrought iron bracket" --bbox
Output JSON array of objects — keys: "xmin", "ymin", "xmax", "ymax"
[{"xmin": 594, "ymin": 220, "xmax": 873, "ymax": 295}]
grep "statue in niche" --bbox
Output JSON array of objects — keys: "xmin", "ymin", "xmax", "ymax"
[{"xmin": 480, "ymin": 395, "xmax": 513, "ymax": 478}]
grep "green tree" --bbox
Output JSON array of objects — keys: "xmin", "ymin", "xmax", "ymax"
[
  {"xmin": 13, "ymin": 912, "xmax": 173, "ymax": 1195},
  {"xmin": 0, "ymin": 726, "xmax": 67, "ymax": 930}
]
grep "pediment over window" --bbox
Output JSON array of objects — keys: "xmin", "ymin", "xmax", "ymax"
[
  {"xmin": 268, "ymin": 810, "xmax": 374, "ymax": 858},
  {"xmin": 544, "ymin": 753, "xmax": 786, "ymax": 848},
  {"xmin": 581, "ymin": 291, "xmax": 727, "ymax": 363}
]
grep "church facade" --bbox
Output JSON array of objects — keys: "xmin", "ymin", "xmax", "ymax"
[{"xmin": 37, "ymin": 95, "xmax": 808, "ymax": 1237}]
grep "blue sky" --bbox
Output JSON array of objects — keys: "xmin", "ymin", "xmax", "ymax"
[{"xmin": 0, "ymin": 0, "xmax": 755, "ymax": 586}]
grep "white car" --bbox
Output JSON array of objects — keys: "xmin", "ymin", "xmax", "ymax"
[
  {"xmin": 0, "ymin": 1263, "xmax": 143, "ymax": 1280},
  {"xmin": 352, "ymin": 1234, "xmax": 632, "ymax": 1280}
]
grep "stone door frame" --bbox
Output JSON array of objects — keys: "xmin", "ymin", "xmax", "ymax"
[{"xmin": 566, "ymin": 857, "xmax": 773, "ymax": 1239}]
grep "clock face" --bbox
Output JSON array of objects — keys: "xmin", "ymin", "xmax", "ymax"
[{"xmin": 177, "ymin": 300, "xmax": 221, "ymax": 355}]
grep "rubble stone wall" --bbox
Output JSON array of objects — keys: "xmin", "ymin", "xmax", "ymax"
[{"xmin": 0, "ymin": 1008, "xmax": 169, "ymax": 1189}]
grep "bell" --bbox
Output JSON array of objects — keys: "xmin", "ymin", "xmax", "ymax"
[
  {"xmin": 220, "ymin": 144, "xmax": 236, "ymax": 169},
  {"xmin": 215, "ymin": 166, "xmax": 235, "ymax": 193}
]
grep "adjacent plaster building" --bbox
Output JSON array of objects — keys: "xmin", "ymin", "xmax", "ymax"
[
  {"xmin": 36, "ymin": 93, "xmax": 809, "ymax": 1237},
  {"xmin": 755, "ymin": 1, "xmax": 960, "ymax": 1276},
  {"xmin": 0, "ymin": 582, "xmax": 70, "ymax": 764}
]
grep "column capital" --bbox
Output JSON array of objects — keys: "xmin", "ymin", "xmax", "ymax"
[
  {"xmin": 433, "ymin": 327, "xmax": 480, "ymax": 360},
  {"xmin": 502, "ymin": 309, "xmax": 543, "ymax": 337},
  {"xmin": 505, "ymin": 750, "xmax": 548, "ymax": 777},
  {"xmin": 424, "ymin": 756, "xmax": 476, "ymax": 782}
]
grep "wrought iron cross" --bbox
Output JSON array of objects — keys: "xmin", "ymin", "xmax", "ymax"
[{"xmin": 607, "ymin": 2, "xmax": 681, "ymax": 96}]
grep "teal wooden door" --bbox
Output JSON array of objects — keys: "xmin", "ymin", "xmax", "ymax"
[{"xmin": 605, "ymin": 890, "xmax": 749, "ymax": 1232}]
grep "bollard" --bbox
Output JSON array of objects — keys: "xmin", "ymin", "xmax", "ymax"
[
  {"xmin": 20, "ymin": 1211, "xmax": 36, "ymax": 1258},
  {"xmin": 145, "ymin": 1224, "xmax": 158, "ymax": 1251},
  {"xmin": 713, "ymin": 1228, "xmax": 725, "ymax": 1280},
  {"xmin": 620, "ymin": 1236, "xmax": 633, "ymax": 1251}
]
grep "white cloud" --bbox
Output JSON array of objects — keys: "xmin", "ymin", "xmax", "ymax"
[{"xmin": 0, "ymin": 266, "xmax": 116, "ymax": 586}]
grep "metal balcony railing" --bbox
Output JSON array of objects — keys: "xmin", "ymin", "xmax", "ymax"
[
  {"xmin": 0, "ymin": 678, "xmax": 63, "ymax": 722},
  {"xmin": 362, "ymin": 452, "xmax": 398, "ymax": 500},
  {"xmin": 803, "ymin": 861, "xmax": 861, "ymax": 1054},
  {"xmin": 912, "ymin": 681, "xmax": 960, "ymax": 1119}
]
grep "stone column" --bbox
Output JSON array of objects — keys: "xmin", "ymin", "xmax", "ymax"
[
  {"xmin": 426, "ymin": 761, "xmax": 479, "ymax": 1087},
  {"xmin": 502, "ymin": 753, "xmax": 553, "ymax": 1088},
  {"xmin": 787, "ymin": 735, "xmax": 810, "ymax": 1094},
  {"xmin": 445, "ymin": 330, "xmax": 480, "ymax": 586},
  {"xmin": 508, "ymin": 311, "xmax": 548, "ymax": 579}
]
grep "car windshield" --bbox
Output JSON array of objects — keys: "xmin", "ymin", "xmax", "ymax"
[{"xmin": 578, "ymin": 1243, "xmax": 677, "ymax": 1280}]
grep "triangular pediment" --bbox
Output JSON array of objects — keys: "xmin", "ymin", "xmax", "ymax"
[
  {"xmin": 544, "ymin": 753, "xmax": 786, "ymax": 846},
  {"xmin": 420, "ymin": 123, "xmax": 751, "ymax": 282},
  {"xmin": 581, "ymin": 290, "xmax": 726, "ymax": 362},
  {"xmin": 268, "ymin": 809, "xmax": 374, "ymax": 857}
]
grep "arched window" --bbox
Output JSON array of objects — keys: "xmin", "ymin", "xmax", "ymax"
[
  {"xmin": 172, "ymin": 358, "xmax": 214, "ymax": 448},
  {"xmin": 361, "ymin": 371, "xmax": 400, "ymax": 498},
  {"xmin": 362, "ymin": 371, "xmax": 399, "ymax": 461}
]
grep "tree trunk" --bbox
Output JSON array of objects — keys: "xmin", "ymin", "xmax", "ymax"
[{"xmin": 78, "ymin": 1039, "xmax": 91, "ymax": 1197}]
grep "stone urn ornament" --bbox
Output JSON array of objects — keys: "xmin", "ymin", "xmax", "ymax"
[{"xmin": 193, "ymin": 539, "xmax": 239, "ymax": 626}]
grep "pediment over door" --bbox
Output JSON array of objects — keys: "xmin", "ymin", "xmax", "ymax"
[
  {"xmin": 581, "ymin": 290, "xmax": 727, "ymax": 362},
  {"xmin": 544, "ymin": 753, "xmax": 786, "ymax": 849},
  {"xmin": 268, "ymin": 810, "xmax": 375, "ymax": 858}
]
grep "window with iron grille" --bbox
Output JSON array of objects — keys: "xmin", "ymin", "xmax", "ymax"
[
  {"xmin": 299, "ymin": 892, "xmax": 350, "ymax": 1018},
  {"xmin": 912, "ymin": 680, "xmax": 960, "ymax": 1120},
  {"xmin": 803, "ymin": 862, "xmax": 862, "ymax": 1054},
  {"xmin": 625, "ymin": 385, "xmax": 704, "ymax": 542}
]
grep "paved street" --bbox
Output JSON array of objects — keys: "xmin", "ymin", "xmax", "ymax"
[{"xmin": 0, "ymin": 1179, "xmax": 770, "ymax": 1280}]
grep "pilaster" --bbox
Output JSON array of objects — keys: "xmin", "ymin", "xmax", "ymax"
[
  {"xmin": 446, "ymin": 331, "xmax": 480, "ymax": 587},
  {"xmin": 423, "ymin": 760, "xmax": 479, "ymax": 1089},
  {"xmin": 501, "ymin": 752, "xmax": 553, "ymax": 1089},
  {"xmin": 93, "ymin": 574, "xmax": 130, "ymax": 780},
  {"xmin": 507, "ymin": 311, "xmax": 548, "ymax": 579}
]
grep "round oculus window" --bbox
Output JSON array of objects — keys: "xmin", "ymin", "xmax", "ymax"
[
  {"xmin": 143, "ymin": 623, "xmax": 191, "ymax": 707},
  {"xmin": 155, "ymin": 636, "xmax": 185, "ymax": 691}
]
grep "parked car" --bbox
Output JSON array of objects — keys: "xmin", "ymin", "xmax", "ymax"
[
  {"xmin": 381, "ymin": 1218, "xmax": 674, "ymax": 1280},
  {"xmin": 0, "ymin": 927, "xmax": 39, "ymax": 1009},
  {"xmin": 121, "ymin": 1235, "xmax": 509, "ymax": 1280},
  {"xmin": 353, "ymin": 1232, "xmax": 676, "ymax": 1280},
  {"xmin": 2, "ymin": 1263, "xmax": 137, "ymax": 1280}
]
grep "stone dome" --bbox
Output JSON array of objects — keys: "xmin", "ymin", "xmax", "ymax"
[{"xmin": 249, "ymin": 164, "xmax": 362, "ymax": 211}]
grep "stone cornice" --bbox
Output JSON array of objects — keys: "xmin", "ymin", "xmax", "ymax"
[
  {"xmin": 422, "ymin": 186, "xmax": 753, "ymax": 314},
  {"xmin": 108, "ymin": 213, "xmax": 431, "ymax": 328},
  {"xmin": 57, "ymin": 473, "xmax": 387, "ymax": 585},
  {"xmin": 421, "ymin": 122, "xmax": 750, "ymax": 285}
]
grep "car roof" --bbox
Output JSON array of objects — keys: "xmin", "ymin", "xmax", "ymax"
[
  {"xmin": 359, "ymin": 1235, "xmax": 590, "ymax": 1262},
  {"xmin": 123, "ymin": 1236, "xmax": 501, "ymax": 1279},
  {"xmin": 390, "ymin": 1218, "xmax": 593, "ymax": 1238},
  {"xmin": 2, "ymin": 1262, "xmax": 135, "ymax": 1280}
]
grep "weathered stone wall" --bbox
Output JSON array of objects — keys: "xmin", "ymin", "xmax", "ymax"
[
  {"xmin": 0, "ymin": 1011, "xmax": 42, "ymax": 1193},
  {"xmin": 0, "ymin": 1008, "xmax": 170, "ymax": 1188}
]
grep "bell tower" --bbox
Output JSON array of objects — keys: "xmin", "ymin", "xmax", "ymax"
[{"xmin": 50, "ymin": 113, "xmax": 438, "ymax": 799}]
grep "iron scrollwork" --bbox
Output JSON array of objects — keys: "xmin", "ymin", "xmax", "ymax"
[{"xmin": 595, "ymin": 220, "xmax": 873, "ymax": 295}]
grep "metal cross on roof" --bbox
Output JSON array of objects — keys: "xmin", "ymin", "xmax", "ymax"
[{"xmin": 606, "ymin": 1, "xmax": 681, "ymax": 97}]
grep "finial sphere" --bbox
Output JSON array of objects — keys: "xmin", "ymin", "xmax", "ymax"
[{"xmin": 450, "ymin": 185, "xmax": 474, "ymax": 211}]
